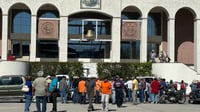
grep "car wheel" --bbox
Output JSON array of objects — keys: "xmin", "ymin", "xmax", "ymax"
[
  {"xmin": 189, "ymin": 99, "xmax": 195, "ymax": 104},
  {"xmin": 177, "ymin": 96, "xmax": 186, "ymax": 104}
]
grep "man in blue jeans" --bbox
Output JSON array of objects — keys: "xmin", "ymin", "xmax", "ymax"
[
  {"xmin": 32, "ymin": 71, "xmax": 48, "ymax": 112},
  {"xmin": 59, "ymin": 76, "xmax": 68, "ymax": 103},
  {"xmin": 72, "ymin": 76, "xmax": 79, "ymax": 103},
  {"xmin": 49, "ymin": 74, "xmax": 58, "ymax": 112},
  {"xmin": 24, "ymin": 76, "xmax": 32, "ymax": 112},
  {"xmin": 125, "ymin": 77, "xmax": 133, "ymax": 102},
  {"xmin": 113, "ymin": 75, "xmax": 124, "ymax": 108}
]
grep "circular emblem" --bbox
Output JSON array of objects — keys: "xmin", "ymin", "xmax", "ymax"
[
  {"xmin": 41, "ymin": 22, "xmax": 54, "ymax": 35},
  {"xmin": 84, "ymin": 0, "xmax": 98, "ymax": 7}
]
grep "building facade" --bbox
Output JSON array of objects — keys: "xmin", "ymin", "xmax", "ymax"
[{"xmin": 0, "ymin": 0, "xmax": 200, "ymax": 72}]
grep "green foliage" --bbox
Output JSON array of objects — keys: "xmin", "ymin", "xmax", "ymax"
[
  {"xmin": 30, "ymin": 62, "xmax": 152, "ymax": 80},
  {"xmin": 30, "ymin": 62, "xmax": 83, "ymax": 79},
  {"xmin": 97, "ymin": 62, "xmax": 152, "ymax": 80}
]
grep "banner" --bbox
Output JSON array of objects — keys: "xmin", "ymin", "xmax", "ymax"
[
  {"xmin": 122, "ymin": 21, "xmax": 141, "ymax": 40},
  {"xmin": 38, "ymin": 19, "xmax": 58, "ymax": 39}
]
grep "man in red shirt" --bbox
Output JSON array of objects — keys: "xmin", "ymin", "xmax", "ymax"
[{"xmin": 151, "ymin": 78, "xmax": 160, "ymax": 104}]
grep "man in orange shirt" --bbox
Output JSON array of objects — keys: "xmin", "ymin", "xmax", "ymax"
[
  {"xmin": 78, "ymin": 77, "xmax": 86, "ymax": 104},
  {"xmin": 101, "ymin": 77, "xmax": 112, "ymax": 112}
]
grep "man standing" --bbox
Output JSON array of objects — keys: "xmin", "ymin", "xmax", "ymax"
[
  {"xmin": 32, "ymin": 71, "xmax": 48, "ymax": 112},
  {"xmin": 85, "ymin": 75, "xmax": 96, "ymax": 111},
  {"xmin": 72, "ymin": 76, "xmax": 79, "ymax": 103},
  {"xmin": 95, "ymin": 78, "xmax": 101, "ymax": 104},
  {"xmin": 138, "ymin": 78, "xmax": 145, "ymax": 103},
  {"xmin": 48, "ymin": 74, "xmax": 58, "ymax": 112},
  {"xmin": 101, "ymin": 76, "xmax": 112, "ymax": 112},
  {"xmin": 151, "ymin": 78, "xmax": 160, "ymax": 104},
  {"xmin": 132, "ymin": 76, "xmax": 138, "ymax": 105},
  {"xmin": 150, "ymin": 50, "xmax": 156, "ymax": 62},
  {"xmin": 78, "ymin": 77, "xmax": 86, "ymax": 104},
  {"xmin": 113, "ymin": 75, "xmax": 124, "ymax": 108},
  {"xmin": 24, "ymin": 75, "xmax": 32, "ymax": 112},
  {"xmin": 125, "ymin": 77, "xmax": 133, "ymax": 102},
  {"xmin": 59, "ymin": 76, "xmax": 68, "ymax": 103}
]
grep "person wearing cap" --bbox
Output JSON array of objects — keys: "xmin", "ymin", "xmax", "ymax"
[
  {"xmin": 113, "ymin": 75, "xmax": 124, "ymax": 108},
  {"xmin": 85, "ymin": 75, "xmax": 96, "ymax": 111},
  {"xmin": 32, "ymin": 71, "xmax": 48, "ymax": 112},
  {"xmin": 48, "ymin": 74, "xmax": 58, "ymax": 112}
]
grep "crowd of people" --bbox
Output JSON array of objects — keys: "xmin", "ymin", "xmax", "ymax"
[
  {"xmin": 23, "ymin": 73, "xmax": 200, "ymax": 112},
  {"xmin": 150, "ymin": 50, "xmax": 171, "ymax": 63},
  {"xmin": 24, "ymin": 73, "xmax": 58, "ymax": 112}
]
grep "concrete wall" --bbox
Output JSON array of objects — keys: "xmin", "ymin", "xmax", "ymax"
[
  {"xmin": 0, "ymin": 61, "xmax": 29, "ymax": 75},
  {"xmin": 82, "ymin": 63, "xmax": 97, "ymax": 78}
]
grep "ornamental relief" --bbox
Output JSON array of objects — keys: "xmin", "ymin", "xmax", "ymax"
[
  {"xmin": 122, "ymin": 21, "xmax": 141, "ymax": 41},
  {"xmin": 38, "ymin": 19, "xmax": 58, "ymax": 39}
]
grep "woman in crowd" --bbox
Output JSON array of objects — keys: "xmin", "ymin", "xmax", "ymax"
[{"xmin": 24, "ymin": 76, "xmax": 32, "ymax": 112}]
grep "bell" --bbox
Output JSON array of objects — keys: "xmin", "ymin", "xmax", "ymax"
[{"xmin": 85, "ymin": 30, "xmax": 93, "ymax": 38}]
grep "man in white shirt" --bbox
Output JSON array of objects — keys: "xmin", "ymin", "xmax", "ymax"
[{"xmin": 125, "ymin": 77, "xmax": 133, "ymax": 102}]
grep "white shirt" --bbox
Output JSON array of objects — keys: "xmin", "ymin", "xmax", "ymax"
[{"xmin": 125, "ymin": 80, "xmax": 133, "ymax": 89}]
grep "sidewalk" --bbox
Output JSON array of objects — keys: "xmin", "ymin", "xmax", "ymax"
[
  {"xmin": 1, "ymin": 100, "xmax": 199, "ymax": 112},
  {"xmin": 28, "ymin": 101, "xmax": 200, "ymax": 112}
]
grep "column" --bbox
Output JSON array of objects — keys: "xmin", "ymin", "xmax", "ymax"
[
  {"xmin": 59, "ymin": 16, "xmax": 68, "ymax": 62},
  {"xmin": 30, "ymin": 15, "xmax": 37, "ymax": 61},
  {"xmin": 1, "ymin": 14, "xmax": 8, "ymax": 60},
  {"xmin": 140, "ymin": 18, "xmax": 147, "ymax": 62},
  {"xmin": 111, "ymin": 17, "xmax": 121, "ymax": 62},
  {"xmin": 167, "ymin": 18, "xmax": 175, "ymax": 62},
  {"xmin": 194, "ymin": 19, "xmax": 200, "ymax": 74}
]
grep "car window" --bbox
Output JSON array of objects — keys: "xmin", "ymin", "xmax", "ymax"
[
  {"xmin": 0, "ymin": 76, "xmax": 10, "ymax": 85},
  {"xmin": 57, "ymin": 77, "xmax": 63, "ymax": 82},
  {"xmin": 0, "ymin": 76, "xmax": 23, "ymax": 85},
  {"xmin": 9, "ymin": 77, "xmax": 23, "ymax": 85}
]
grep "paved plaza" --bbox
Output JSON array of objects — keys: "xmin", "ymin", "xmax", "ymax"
[{"xmin": 0, "ymin": 101, "xmax": 199, "ymax": 112}]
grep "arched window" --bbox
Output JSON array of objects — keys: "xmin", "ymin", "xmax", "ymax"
[
  {"xmin": 13, "ymin": 11, "xmax": 31, "ymax": 33},
  {"xmin": 39, "ymin": 12, "xmax": 57, "ymax": 18},
  {"xmin": 148, "ymin": 13, "xmax": 161, "ymax": 36}
]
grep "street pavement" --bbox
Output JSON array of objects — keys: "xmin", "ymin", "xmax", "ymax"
[{"xmin": 0, "ymin": 101, "xmax": 199, "ymax": 112}]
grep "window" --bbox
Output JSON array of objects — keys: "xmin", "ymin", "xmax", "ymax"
[
  {"xmin": 37, "ymin": 40, "xmax": 58, "ymax": 58},
  {"xmin": 68, "ymin": 19, "xmax": 111, "ymax": 40},
  {"xmin": 39, "ymin": 12, "xmax": 58, "ymax": 18},
  {"xmin": 12, "ymin": 11, "xmax": 31, "ymax": 33},
  {"xmin": 68, "ymin": 19, "xmax": 111, "ymax": 59},
  {"xmin": 148, "ymin": 13, "xmax": 161, "ymax": 36},
  {"xmin": 9, "ymin": 77, "xmax": 23, "ymax": 85},
  {"xmin": 0, "ymin": 76, "xmax": 23, "ymax": 85},
  {"xmin": 12, "ymin": 41, "xmax": 30, "ymax": 57},
  {"xmin": 68, "ymin": 40, "xmax": 110, "ymax": 59},
  {"xmin": 121, "ymin": 13, "xmax": 141, "ymax": 60},
  {"xmin": 121, "ymin": 41, "xmax": 140, "ymax": 59}
]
